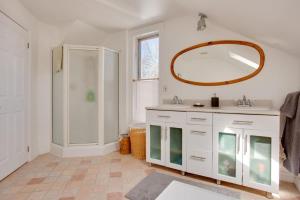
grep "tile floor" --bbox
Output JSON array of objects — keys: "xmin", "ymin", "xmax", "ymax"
[{"xmin": 0, "ymin": 152, "xmax": 299, "ymax": 200}]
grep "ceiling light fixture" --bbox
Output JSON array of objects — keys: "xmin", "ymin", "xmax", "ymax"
[{"xmin": 197, "ymin": 13, "xmax": 207, "ymax": 31}]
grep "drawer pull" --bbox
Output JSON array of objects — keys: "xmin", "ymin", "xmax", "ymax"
[
  {"xmin": 190, "ymin": 155, "xmax": 206, "ymax": 161},
  {"xmin": 191, "ymin": 130, "xmax": 206, "ymax": 135},
  {"xmin": 232, "ymin": 120, "xmax": 254, "ymax": 125},
  {"xmin": 158, "ymin": 115, "xmax": 171, "ymax": 118},
  {"xmin": 191, "ymin": 117, "xmax": 207, "ymax": 121}
]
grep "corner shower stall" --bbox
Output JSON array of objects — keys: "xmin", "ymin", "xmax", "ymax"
[{"xmin": 52, "ymin": 45, "xmax": 119, "ymax": 157}]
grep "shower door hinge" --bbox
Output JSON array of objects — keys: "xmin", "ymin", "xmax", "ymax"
[
  {"xmin": 27, "ymin": 146, "xmax": 30, "ymax": 152},
  {"xmin": 27, "ymin": 43, "xmax": 30, "ymax": 49}
]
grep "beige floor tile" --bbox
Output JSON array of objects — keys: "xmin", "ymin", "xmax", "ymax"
[
  {"xmin": 0, "ymin": 152, "xmax": 299, "ymax": 200},
  {"xmin": 27, "ymin": 191, "xmax": 47, "ymax": 200}
]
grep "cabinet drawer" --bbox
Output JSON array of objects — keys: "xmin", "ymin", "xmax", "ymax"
[
  {"xmin": 187, "ymin": 125, "xmax": 212, "ymax": 151},
  {"xmin": 214, "ymin": 113, "xmax": 279, "ymax": 131},
  {"xmin": 146, "ymin": 110, "xmax": 186, "ymax": 124},
  {"xmin": 187, "ymin": 150, "xmax": 212, "ymax": 177},
  {"xmin": 187, "ymin": 112, "xmax": 212, "ymax": 125}
]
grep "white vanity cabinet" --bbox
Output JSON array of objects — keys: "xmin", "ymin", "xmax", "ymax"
[
  {"xmin": 146, "ymin": 110, "xmax": 187, "ymax": 171},
  {"xmin": 213, "ymin": 113, "xmax": 280, "ymax": 194},
  {"xmin": 186, "ymin": 112, "xmax": 213, "ymax": 177},
  {"xmin": 146, "ymin": 107, "xmax": 280, "ymax": 195}
]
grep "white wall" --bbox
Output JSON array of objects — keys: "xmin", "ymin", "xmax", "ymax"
[
  {"xmin": 35, "ymin": 22, "xmax": 61, "ymax": 154},
  {"xmin": 60, "ymin": 20, "xmax": 107, "ymax": 46},
  {"xmin": 157, "ymin": 15, "xmax": 300, "ymax": 108},
  {"xmin": 126, "ymin": 15, "xmax": 300, "ymax": 183}
]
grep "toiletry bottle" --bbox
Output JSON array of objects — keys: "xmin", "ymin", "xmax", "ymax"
[{"xmin": 211, "ymin": 93, "xmax": 219, "ymax": 107}]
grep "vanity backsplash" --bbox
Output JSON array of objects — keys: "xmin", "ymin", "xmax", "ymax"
[{"xmin": 162, "ymin": 98, "xmax": 274, "ymax": 108}]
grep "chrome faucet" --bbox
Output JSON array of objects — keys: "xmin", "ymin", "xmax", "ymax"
[
  {"xmin": 172, "ymin": 96, "xmax": 183, "ymax": 104},
  {"xmin": 237, "ymin": 95, "xmax": 252, "ymax": 107}
]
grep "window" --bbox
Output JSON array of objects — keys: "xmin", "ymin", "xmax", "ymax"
[
  {"xmin": 132, "ymin": 34, "xmax": 159, "ymax": 123},
  {"xmin": 138, "ymin": 35, "xmax": 159, "ymax": 80}
]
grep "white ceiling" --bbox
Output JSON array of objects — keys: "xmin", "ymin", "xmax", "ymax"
[{"xmin": 20, "ymin": 0, "xmax": 300, "ymax": 56}]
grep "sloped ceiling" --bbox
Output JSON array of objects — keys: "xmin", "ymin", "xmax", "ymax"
[{"xmin": 19, "ymin": 0, "xmax": 300, "ymax": 56}]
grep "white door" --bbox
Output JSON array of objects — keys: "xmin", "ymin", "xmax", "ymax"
[
  {"xmin": 165, "ymin": 122, "xmax": 186, "ymax": 171},
  {"xmin": 213, "ymin": 127, "xmax": 243, "ymax": 185},
  {"xmin": 242, "ymin": 130, "xmax": 279, "ymax": 194},
  {"xmin": 146, "ymin": 122, "xmax": 165, "ymax": 166},
  {"xmin": 0, "ymin": 12, "xmax": 29, "ymax": 180}
]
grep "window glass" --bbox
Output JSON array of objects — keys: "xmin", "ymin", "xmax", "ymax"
[{"xmin": 138, "ymin": 35, "xmax": 159, "ymax": 79}]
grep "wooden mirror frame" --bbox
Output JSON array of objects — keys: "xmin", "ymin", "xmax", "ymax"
[{"xmin": 170, "ymin": 40, "xmax": 265, "ymax": 86}]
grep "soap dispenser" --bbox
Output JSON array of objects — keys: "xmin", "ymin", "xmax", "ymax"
[{"xmin": 211, "ymin": 93, "xmax": 219, "ymax": 108}]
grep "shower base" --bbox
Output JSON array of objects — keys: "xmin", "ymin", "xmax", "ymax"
[{"xmin": 50, "ymin": 142, "xmax": 119, "ymax": 157}]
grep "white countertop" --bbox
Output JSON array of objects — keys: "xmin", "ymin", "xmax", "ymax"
[{"xmin": 146, "ymin": 105, "xmax": 280, "ymax": 116}]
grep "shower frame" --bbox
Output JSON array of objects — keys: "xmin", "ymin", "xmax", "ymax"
[{"xmin": 51, "ymin": 44, "xmax": 120, "ymax": 157}]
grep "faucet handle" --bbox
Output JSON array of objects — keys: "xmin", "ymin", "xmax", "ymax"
[
  {"xmin": 247, "ymin": 99, "xmax": 252, "ymax": 107},
  {"xmin": 243, "ymin": 95, "xmax": 247, "ymax": 101},
  {"xmin": 237, "ymin": 99, "xmax": 242, "ymax": 106}
]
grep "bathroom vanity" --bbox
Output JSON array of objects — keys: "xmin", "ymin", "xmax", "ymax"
[{"xmin": 146, "ymin": 105, "xmax": 280, "ymax": 196}]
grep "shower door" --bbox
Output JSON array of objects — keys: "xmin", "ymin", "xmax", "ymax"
[
  {"xmin": 104, "ymin": 49, "xmax": 119, "ymax": 144},
  {"xmin": 68, "ymin": 48, "xmax": 99, "ymax": 145}
]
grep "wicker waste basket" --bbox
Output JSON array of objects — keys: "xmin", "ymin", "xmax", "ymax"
[
  {"xmin": 129, "ymin": 124, "xmax": 146, "ymax": 160},
  {"xmin": 119, "ymin": 136, "xmax": 131, "ymax": 155}
]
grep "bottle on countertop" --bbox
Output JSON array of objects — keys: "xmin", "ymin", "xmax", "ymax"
[{"xmin": 211, "ymin": 93, "xmax": 219, "ymax": 108}]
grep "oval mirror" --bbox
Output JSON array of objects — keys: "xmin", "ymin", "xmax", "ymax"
[{"xmin": 171, "ymin": 40, "xmax": 265, "ymax": 86}]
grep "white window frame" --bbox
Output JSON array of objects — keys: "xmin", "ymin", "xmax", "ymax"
[
  {"xmin": 128, "ymin": 24, "xmax": 163, "ymax": 125},
  {"xmin": 137, "ymin": 34, "xmax": 159, "ymax": 81}
]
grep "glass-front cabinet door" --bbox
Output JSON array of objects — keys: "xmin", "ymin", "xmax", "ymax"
[
  {"xmin": 166, "ymin": 123, "xmax": 186, "ymax": 171},
  {"xmin": 146, "ymin": 122, "xmax": 165, "ymax": 165},
  {"xmin": 243, "ymin": 130, "xmax": 279, "ymax": 193},
  {"xmin": 213, "ymin": 127, "xmax": 243, "ymax": 184}
]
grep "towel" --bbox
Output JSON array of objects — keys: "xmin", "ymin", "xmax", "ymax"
[
  {"xmin": 280, "ymin": 91, "xmax": 300, "ymax": 175},
  {"xmin": 52, "ymin": 46, "xmax": 63, "ymax": 73}
]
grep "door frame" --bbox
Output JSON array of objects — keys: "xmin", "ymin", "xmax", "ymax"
[{"xmin": 0, "ymin": 10, "xmax": 31, "ymax": 163}]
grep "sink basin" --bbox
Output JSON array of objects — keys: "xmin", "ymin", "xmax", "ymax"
[
  {"xmin": 160, "ymin": 104, "xmax": 192, "ymax": 109},
  {"xmin": 222, "ymin": 106, "xmax": 271, "ymax": 111}
]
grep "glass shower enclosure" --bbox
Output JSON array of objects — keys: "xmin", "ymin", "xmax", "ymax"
[{"xmin": 52, "ymin": 45, "xmax": 119, "ymax": 155}]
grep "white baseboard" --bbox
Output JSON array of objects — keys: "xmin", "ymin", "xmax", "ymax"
[
  {"xmin": 295, "ymin": 177, "xmax": 300, "ymax": 191},
  {"xmin": 280, "ymin": 168, "xmax": 296, "ymax": 183},
  {"xmin": 102, "ymin": 142, "xmax": 120, "ymax": 155},
  {"xmin": 280, "ymin": 166, "xmax": 300, "ymax": 192},
  {"xmin": 50, "ymin": 142, "xmax": 119, "ymax": 158},
  {"xmin": 50, "ymin": 143, "xmax": 64, "ymax": 157}
]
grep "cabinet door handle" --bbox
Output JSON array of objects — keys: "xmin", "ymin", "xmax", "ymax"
[
  {"xmin": 237, "ymin": 134, "xmax": 241, "ymax": 153},
  {"xmin": 244, "ymin": 135, "xmax": 248, "ymax": 155},
  {"xmin": 158, "ymin": 115, "xmax": 171, "ymax": 118},
  {"xmin": 232, "ymin": 120, "xmax": 254, "ymax": 125},
  {"xmin": 191, "ymin": 117, "xmax": 207, "ymax": 121},
  {"xmin": 191, "ymin": 156, "xmax": 206, "ymax": 161},
  {"xmin": 191, "ymin": 130, "xmax": 206, "ymax": 135}
]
